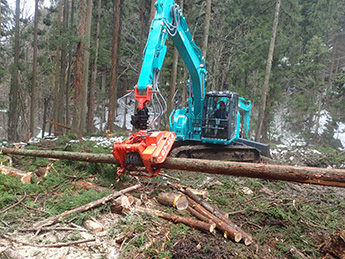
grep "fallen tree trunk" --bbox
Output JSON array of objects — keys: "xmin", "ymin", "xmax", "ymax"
[
  {"xmin": 0, "ymin": 165, "xmax": 32, "ymax": 184},
  {"xmin": 72, "ymin": 180, "xmax": 109, "ymax": 192},
  {"xmin": 1, "ymin": 147, "xmax": 345, "ymax": 188},
  {"xmin": 46, "ymin": 119, "xmax": 71, "ymax": 130},
  {"xmin": 157, "ymin": 192, "xmax": 189, "ymax": 210},
  {"xmin": 187, "ymin": 197, "xmax": 242, "ymax": 242},
  {"xmin": 33, "ymin": 184, "xmax": 141, "ymax": 228},
  {"xmin": 184, "ymin": 188, "xmax": 253, "ymax": 246},
  {"xmin": 137, "ymin": 207, "xmax": 216, "ymax": 234}
]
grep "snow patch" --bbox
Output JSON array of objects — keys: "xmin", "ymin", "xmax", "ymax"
[
  {"xmin": 311, "ymin": 110, "xmax": 331, "ymax": 135},
  {"xmin": 334, "ymin": 122, "xmax": 345, "ymax": 149},
  {"xmin": 87, "ymin": 136, "xmax": 124, "ymax": 148}
]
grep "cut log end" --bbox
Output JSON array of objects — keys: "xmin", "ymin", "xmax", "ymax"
[
  {"xmin": 226, "ymin": 232, "xmax": 242, "ymax": 243},
  {"xmin": 157, "ymin": 192, "xmax": 189, "ymax": 210}
]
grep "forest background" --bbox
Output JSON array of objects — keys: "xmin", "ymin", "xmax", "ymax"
[{"xmin": 0, "ymin": 0, "xmax": 345, "ymax": 149}]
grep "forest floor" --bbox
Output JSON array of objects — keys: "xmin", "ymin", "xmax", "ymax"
[{"xmin": 0, "ymin": 134, "xmax": 345, "ymax": 259}]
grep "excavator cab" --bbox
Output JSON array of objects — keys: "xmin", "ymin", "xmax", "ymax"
[{"xmin": 201, "ymin": 91, "xmax": 239, "ymax": 141}]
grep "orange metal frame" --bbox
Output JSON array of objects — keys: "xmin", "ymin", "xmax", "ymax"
[{"xmin": 112, "ymin": 130, "xmax": 176, "ymax": 177}]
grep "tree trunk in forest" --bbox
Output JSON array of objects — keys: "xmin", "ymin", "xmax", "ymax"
[
  {"xmin": 255, "ymin": 0, "xmax": 281, "ymax": 142},
  {"xmin": 261, "ymin": 87, "xmax": 274, "ymax": 142},
  {"xmin": 138, "ymin": 0, "xmax": 146, "ymax": 69},
  {"xmin": 0, "ymin": 2, "xmax": 2, "ymax": 39},
  {"xmin": 201, "ymin": 0, "xmax": 211, "ymax": 59},
  {"xmin": 2, "ymin": 147, "xmax": 345, "ymax": 188},
  {"xmin": 8, "ymin": 0, "xmax": 21, "ymax": 142},
  {"xmin": 57, "ymin": 0, "xmax": 69, "ymax": 135},
  {"xmin": 107, "ymin": 0, "xmax": 122, "ymax": 132},
  {"xmin": 30, "ymin": 0, "xmax": 39, "ymax": 138},
  {"xmin": 80, "ymin": 0, "xmax": 93, "ymax": 134},
  {"xmin": 88, "ymin": 0, "xmax": 101, "ymax": 134},
  {"xmin": 168, "ymin": 0, "xmax": 183, "ymax": 119},
  {"xmin": 149, "ymin": 0, "xmax": 156, "ymax": 24},
  {"xmin": 72, "ymin": 0, "xmax": 86, "ymax": 136},
  {"xmin": 42, "ymin": 98, "xmax": 49, "ymax": 138},
  {"xmin": 66, "ymin": 0, "xmax": 75, "ymax": 127},
  {"xmin": 100, "ymin": 73, "xmax": 106, "ymax": 132},
  {"xmin": 53, "ymin": 0, "xmax": 62, "ymax": 136}
]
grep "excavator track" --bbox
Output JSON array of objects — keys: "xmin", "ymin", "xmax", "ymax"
[{"xmin": 169, "ymin": 143, "xmax": 261, "ymax": 163}]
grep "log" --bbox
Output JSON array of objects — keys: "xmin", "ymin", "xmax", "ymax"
[
  {"xmin": 0, "ymin": 165, "xmax": 32, "ymax": 184},
  {"xmin": 46, "ymin": 119, "xmax": 71, "ymax": 130},
  {"xmin": 186, "ymin": 198, "xmax": 242, "ymax": 242},
  {"xmin": 137, "ymin": 207, "xmax": 215, "ymax": 234},
  {"xmin": 2, "ymin": 147, "xmax": 345, "ymax": 188},
  {"xmin": 110, "ymin": 195, "xmax": 133, "ymax": 214},
  {"xmin": 184, "ymin": 188, "xmax": 253, "ymax": 245},
  {"xmin": 72, "ymin": 180, "xmax": 109, "ymax": 192},
  {"xmin": 83, "ymin": 218, "xmax": 104, "ymax": 233},
  {"xmin": 187, "ymin": 206, "xmax": 212, "ymax": 223},
  {"xmin": 33, "ymin": 184, "xmax": 141, "ymax": 228},
  {"xmin": 157, "ymin": 192, "xmax": 189, "ymax": 210}
]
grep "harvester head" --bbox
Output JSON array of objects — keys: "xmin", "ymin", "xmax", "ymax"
[{"xmin": 112, "ymin": 130, "xmax": 176, "ymax": 177}]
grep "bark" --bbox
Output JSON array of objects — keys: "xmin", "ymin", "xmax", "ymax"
[
  {"xmin": 149, "ymin": 0, "xmax": 156, "ymax": 24},
  {"xmin": 30, "ymin": 0, "xmax": 39, "ymax": 137},
  {"xmin": 66, "ymin": 0, "xmax": 75, "ymax": 126},
  {"xmin": 255, "ymin": 0, "xmax": 281, "ymax": 141},
  {"xmin": 72, "ymin": 0, "xmax": 86, "ymax": 135},
  {"xmin": 107, "ymin": 0, "xmax": 122, "ymax": 131},
  {"xmin": 137, "ymin": 207, "xmax": 215, "ymax": 233},
  {"xmin": 0, "ymin": 2, "xmax": 2, "ymax": 38},
  {"xmin": 33, "ymin": 184, "xmax": 141, "ymax": 228},
  {"xmin": 57, "ymin": 0, "xmax": 69, "ymax": 135},
  {"xmin": 88, "ymin": 0, "xmax": 101, "ymax": 134},
  {"xmin": 80, "ymin": 0, "xmax": 93, "ymax": 134},
  {"xmin": 138, "ymin": 0, "xmax": 146, "ymax": 69},
  {"xmin": 46, "ymin": 119, "xmax": 71, "ymax": 130},
  {"xmin": 110, "ymin": 195, "xmax": 133, "ymax": 214},
  {"xmin": 42, "ymin": 98, "xmax": 49, "ymax": 138},
  {"xmin": 71, "ymin": 180, "xmax": 108, "ymax": 192},
  {"xmin": 8, "ymin": 0, "xmax": 21, "ymax": 142},
  {"xmin": 53, "ymin": 0, "xmax": 62, "ymax": 136},
  {"xmin": 184, "ymin": 188, "xmax": 252, "ymax": 245},
  {"xmin": 261, "ymin": 87, "xmax": 274, "ymax": 142},
  {"xmin": 2, "ymin": 148, "xmax": 345, "ymax": 188},
  {"xmin": 201, "ymin": 0, "xmax": 211, "ymax": 59},
  {"xmin": 187, "ymin": 206, "xmax": 212, "ymax": 223},
  {"xmin": 187, "ymin": 198, "xmax": 242, "ymax": 242},
  {"xmin": 157, "ymin": 192, "xmax": 188, "ymax": 210},
  {"xmin": 167, "ymin": 0, "xmax": 183, "ymax": 118},
  {"xmin": 0, "ymin": 165, "xmax": 32, "ymax": 184}
]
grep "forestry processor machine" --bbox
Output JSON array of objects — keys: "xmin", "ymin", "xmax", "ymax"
[{"xmin": 112, "ymin": 0, "xmax": 269, "ymax": 177}]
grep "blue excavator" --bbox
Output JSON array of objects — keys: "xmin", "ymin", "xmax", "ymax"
[{"xmin": 112, "ymin": 0, "xmax": 269, "ymax": 177}]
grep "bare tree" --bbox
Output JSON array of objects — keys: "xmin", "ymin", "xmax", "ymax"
[
  {"xmin": 79, "ymin": 0, "xmax": 93, "ymax": 134},
  {"xmin": 88, "ymin": 0, "xmax": 101, "ymax": 134},
  {"xmin": 72, "ymin": 0, "xmax": 86, "ymax": 135},
  {"xmin": 255, "ymin": 0, "xmax": 281, "ymax": 142},
  {"xmin": 30, "ymin": 0, "xmax": 39, "ymax": 138},
  {"xmin": 201, "ymin": 0, "xmax": 211, "ymax": 59},
  {"xmin": 107, "ymin": 0, "xmax": 122, "ymax": 132},
  {"xmin": 53, "ymin": 0, "xmax": 62, "ymax": 136},
  {"xmin": 66, "ymin": 0, "xmax": 75, "ymax": 126},
  {"xmin": 0, "ymin": 0, "xmax": 2, "ymax": 39},
  {"xmin": 8, "ymin": 0, "xmax": 21, "ymax": 142},
  {"xmin": 168, "ymin": 0, "xmax": 184, "ymax": 117}
]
